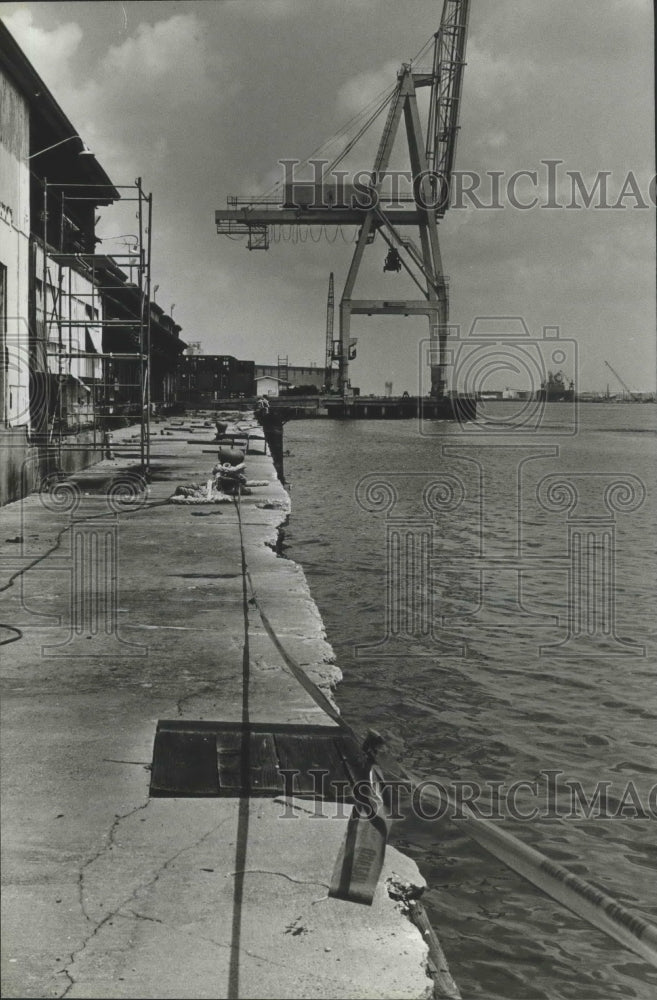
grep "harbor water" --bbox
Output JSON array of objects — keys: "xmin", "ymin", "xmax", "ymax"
[{"xmin": 283, "ymin": 403, "xmax": 656, "ymax": 1000}]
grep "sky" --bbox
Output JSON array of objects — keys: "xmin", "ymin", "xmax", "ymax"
[{"xmin": 1, "ymin": 0, "xmax": 655, "ymax": 394}]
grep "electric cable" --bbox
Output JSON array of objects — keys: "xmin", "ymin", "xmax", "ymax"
[
  {"xmin": 325, "ymin": 87, "xmax": 396, "ymax": 175},
  {"xmin": 257, "ymin": 78, "xmax": 401, "ymax": 203},
  {"xmin": 0, "ymin": 495, "xmax": 171, "ymax": 646}
]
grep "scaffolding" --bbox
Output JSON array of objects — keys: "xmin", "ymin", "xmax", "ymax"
[
  {"xmin": 277, "ymin": 354, "xmax": 289, "ymax": 388},
  {"xmin": 40, "ymin": 178, "xmax": 153, "ymax": 471}
]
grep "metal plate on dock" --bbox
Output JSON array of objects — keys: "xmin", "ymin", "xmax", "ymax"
[{"xmin": 149, "ymin": 719, "xmax": 367, "ymax": 799}]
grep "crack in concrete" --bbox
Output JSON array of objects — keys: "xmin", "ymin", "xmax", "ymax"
[
  {"xmin": 174, "ymin": 681, "xmax": 230, "ymax": 717},
  {"xmin": 273, "ymin": 796, "xmax": 327, "ymax": 817},
  {"xmin": 58, "ymin": 966, "xmax": 75, "ymax": 995},
  {"xmin": 121, "ymin": 909, "xmax": 303, "ymax": 972},
  {"xmin": 226, "ymin": 868, "xmax": 329, "ymax": 889},
  {"xmin": 58, "ymin": 799, "xmax": 152, "ymax": 998},
  {"xmin": 175, "ymin": 687, "xmax": 206, "ymax": 717},
  {"xmin": 174, "ymin": 655, "xmax": 242, "ymax": 717},
  {"xmin": 77, "ymin": 801, "xmax": 152, "ymax": 926},
  {"xmin": 58, "ymin": 811, "xmax": 229, "ymax": 997},
  {"xmin": 126, "ymin": 908, "xmax": 165, "ymax": 925}
]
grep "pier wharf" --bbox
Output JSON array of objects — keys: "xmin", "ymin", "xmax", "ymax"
[
  {"xmin": 183, "ymin": 396, "xmax": 477, "ymax": 422},
  {"xmin": 0, "ymin": 414, "xmax": 457, "ymax": 999}
]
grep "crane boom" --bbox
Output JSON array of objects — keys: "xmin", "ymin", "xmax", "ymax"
[
  {"xmin": 604, "ymin": 361, "xmax": 641, "ymax": 401},
  {"xmin": 425, "ymin": 0, "xmax": 471, "ymax": 216}
]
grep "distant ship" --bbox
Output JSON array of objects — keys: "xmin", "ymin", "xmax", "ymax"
[{"xmin": 537, "ymin": 370, "xmax": 574, "ymax": 402}]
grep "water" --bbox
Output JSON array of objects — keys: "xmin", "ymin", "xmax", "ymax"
[{"xmin": 282, "ymin": 403, "xmax": 656, "ymax": 1000}]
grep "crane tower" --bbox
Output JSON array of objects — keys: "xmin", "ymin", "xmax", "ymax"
[
  {"xmin": 215, "ymin": 0, "xmax": 471, "ymax": 399},
  {"xmin": 325, "ymin": 272, "xmax": 335, "ymax": 391}
]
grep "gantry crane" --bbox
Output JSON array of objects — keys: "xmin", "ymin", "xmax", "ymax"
[
  {"xmin": 215, "ymin": 0, "xmax": 470, "ymax": 399},
  {"xmin": 605, "ymin": 361, "xmax": 642, "ymax": 401}
]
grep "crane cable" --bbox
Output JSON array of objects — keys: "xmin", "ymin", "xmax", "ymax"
[
  {"xmin": 0, "ymin": 494, "xmax": 171, "ymax": 646},
  {"xmin": 324, "ymin": 86, "xmax": 398, "ymax": 176},
  {"xmin": 219, "ymin": 31, "xmax": 437, "ymax": 212},
  {"xmin": 257, "ymin": 31, "xmax": 434, "ymax": 203},
  {"xmin": 255, "ymin": 81, "xmax": 397, "ymax": 204}
]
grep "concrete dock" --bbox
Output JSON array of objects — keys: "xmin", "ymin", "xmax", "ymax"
[{"xmin": 0, "ymin": 415, "xmax": 454, "ymax": 999}]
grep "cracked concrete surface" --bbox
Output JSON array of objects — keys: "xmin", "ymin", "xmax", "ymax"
[{"xmin": 1, "ymin": 417, "xmax": 438, "ymax": 999}]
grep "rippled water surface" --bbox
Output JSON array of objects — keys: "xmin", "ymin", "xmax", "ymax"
[{"xmin": 283, "ymin": 403, "xmax": 656, "ymax": 1000}]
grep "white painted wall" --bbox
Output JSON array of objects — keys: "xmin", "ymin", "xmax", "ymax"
[
  {"xmin": 255, "ymin": 375, "xmax": 280, "ymax": 397},
  {"xmin": 0, "ymin": 66, "xmax": 31, "ymax": 427}
]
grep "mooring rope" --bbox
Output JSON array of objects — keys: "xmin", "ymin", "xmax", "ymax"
[
  {"xmin": 0, "ymin": 495, "xmax": 171, "ymax": 646},
  {"xmin": 243, "ymin": 564, "xmax": 657, "ymax": 968},
  {"xmin": 227, "ymin": 489, "xmax": 253, "ymax": 1000}
]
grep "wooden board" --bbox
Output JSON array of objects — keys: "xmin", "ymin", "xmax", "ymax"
[
  {"xmin": 150, "ymin": 730, "xmax": 219, "ymax": 796},
  {"xmin": 275, "ymin": 733, "xmax": 356, "ymax": 799},
  {"xmin": 216, "ymin": 730, "xmax": 244, "ymax": 793},
  {"xmin": 150, "ymin": 720, "xmax": 366, "ymax": 800},
  {"xmin": 248, "ymin": 732, "xmax": 285, "ymax": 793}
]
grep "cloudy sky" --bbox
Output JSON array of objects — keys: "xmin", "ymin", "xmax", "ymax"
[{"xmin": 2, "ymin": 0, "xmax": 655, "ymax": 393}]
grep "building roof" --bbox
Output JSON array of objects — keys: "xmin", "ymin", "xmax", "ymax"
[{"xmin": 0, "ymin": 20, "xmax": 119, "ymax": 203}]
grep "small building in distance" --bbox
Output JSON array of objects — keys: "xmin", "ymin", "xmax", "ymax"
[
  {"xmin": 173, "ymin": 356, "xmax": 328, "ymax": 405},
  {"xmin": 175, "ymin": 354, "xmax": 256, "ymax": 404},
  {"xmin": 255, "ymin": 362, "xmax": 322, "ymax": 389},
  {"xmin": 255, "ymin": 374, "xmax": 283, "ymax": 397}
]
